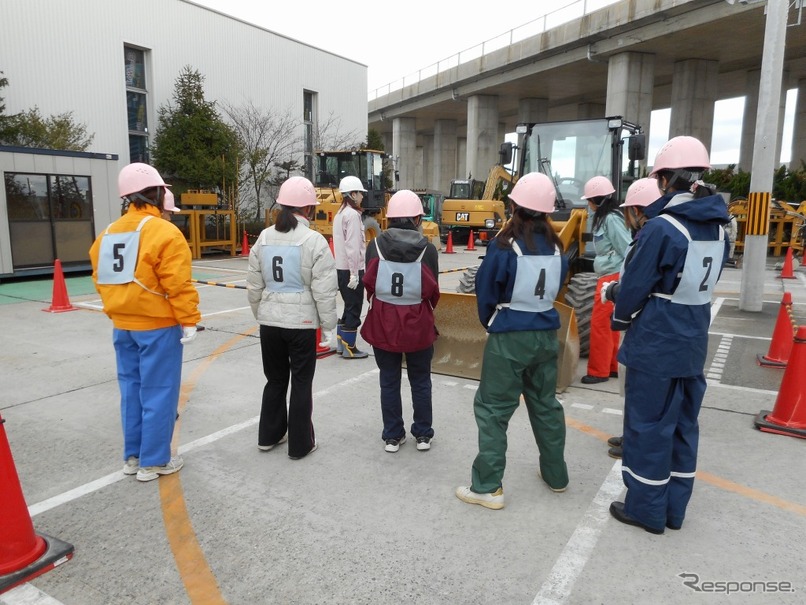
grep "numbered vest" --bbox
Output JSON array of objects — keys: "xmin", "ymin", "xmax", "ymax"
[
  {"xmin": 375, "ymin": 245, "xmax": 425, "ymax": 306},
  {"xmin": 96, "ymin": 216, "xmax": 164, "ymax": 297},
  {"xmin": 654, "ymin": 214, "xmax": 725, "ymax": 306},
  {"xmin": 260, "ymin": 243, "xmax": 305, "ymax": 293},
  {"xmin": 508, "ymin": 241, "xmax": 562, "ymax": 313}
]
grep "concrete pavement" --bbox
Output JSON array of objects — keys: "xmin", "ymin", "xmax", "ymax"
[{"xmin": 1, "ymin": 250, "xmax": 805, "ymax": 605}]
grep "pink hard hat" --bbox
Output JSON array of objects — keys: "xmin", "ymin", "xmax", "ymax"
[
  {"xmin": 387, "ymin": 190, "xmax": 425, "ymax": 218},
  {"xmin": 649, "ymin": 136, "xmax": 710, "ymax": 176},
  {"xmin": 119, "ymin": 163, "xmax": 168, "ymax": 198},
  {"xmin": 581, "ymin": 175, "xmax": 615, "ymax": 200},
  {"xmin": 163, "ymin": 189, "xmax": 180, "ymax": 213},
  {"xmin": 620, "ymin": 178, "xmax": 662, "ymax": 209},
  {"xmin": 508, "ymin": 172, "xmax": 556, "ymax": 213},
  {"xmin": 277, "ymin": 176, "xmax": 318, "ymax": 208}
]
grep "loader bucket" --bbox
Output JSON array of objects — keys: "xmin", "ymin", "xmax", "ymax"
[{"xmin": 431, "ymin": 294, "xmax": 579, "ymax": 392}]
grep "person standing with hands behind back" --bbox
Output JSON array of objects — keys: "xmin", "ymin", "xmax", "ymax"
[
  {"xmin": 456, "ymin": 173, "xmax": 569, "ymax": 510},
  {"xmin": 580, "ymin": 176, "xmax": 631, "ymax": 384},
  {"xmin": 361, "ymin": 190, "xmax": 440, "ymax": 453},
  {"xmin": 333, "ymin": 175, "xmax": 369, "ymax": 359},
  {"xmin": 89, "ymin": 163, "xmax": 200, "ymax": 482},
  {"xmin": 247, "ymin": 176, "xmax": 337, "ymax": 460}
]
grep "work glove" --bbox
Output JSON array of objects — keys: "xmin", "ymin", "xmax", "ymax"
[
  {"xmin": 600, "ymin": 281, "xmax": 620, "ymax": 304},
  {"xmin": 347, "ymin": 273, "xmax": 359, "ymax": 290},
  {"xmin": 180, "ymin": 325, "xmax": 198, "ymax": 344},
  {"xmin": 318, "ymin": 329, "xmax": 337, "ymax": 350}
]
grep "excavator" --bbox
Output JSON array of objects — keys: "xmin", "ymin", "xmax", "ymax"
[{"xmin": 432, "ymin": 116, "xmax": 645, "ymax": 391}]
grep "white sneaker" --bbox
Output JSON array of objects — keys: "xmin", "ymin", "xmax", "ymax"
[
  {"xmin": 123, "ymin": 456, "xmax": 139, "ymax": 475},
  {"xmin": 137, "ymin": 456, "xmax": 184, "ymax": 482},
  {"xmin": 455, "ymin": 486, "xmax": 505, "ymax": 510},
  {"xmin": 416, "ymin": 436, "xmax": 432, "ymax": 451},
  {"xmin": 384, "ymin": 436, "xmax": 406, "ymax": 453},
  {"xmin": 258, "ymin": 434, "xmax": 288, "ymax": 451}
]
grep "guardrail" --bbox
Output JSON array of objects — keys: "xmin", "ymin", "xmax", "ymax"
[{"xmin": 369, "ymin": 0, "xmax": 620, "ymax": 101}]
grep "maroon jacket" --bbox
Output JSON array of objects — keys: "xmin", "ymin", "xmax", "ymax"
[{"xmin": 360, "ymin": 226, "xmax": 440, "ymax": 353}]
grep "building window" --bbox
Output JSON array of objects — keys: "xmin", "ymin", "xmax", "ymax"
[
  {"xmin": 303, "ymin": 91, "xmax": 317, "ymax": 180},
  {"xmin": 125, "ymin": 46, "xmax": 149, "ymax": 163}
]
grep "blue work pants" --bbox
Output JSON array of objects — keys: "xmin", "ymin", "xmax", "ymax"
[{"xmin": 373, "ymin": 346, "xmax": 434, "ymax": 441}]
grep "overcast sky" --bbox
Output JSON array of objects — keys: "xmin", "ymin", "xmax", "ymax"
[{"xmin": 190, "ymin": 0, "xmax": 797, "ymax": 166}]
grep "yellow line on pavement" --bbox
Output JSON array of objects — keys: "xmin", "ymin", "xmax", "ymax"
[
  {"xmin": 566, "ymin": 416, "xmax": 806, "ymax": 518},
  {"xmin": 159, "ymin": 328, "xmax": 257, "ymax": 605}
]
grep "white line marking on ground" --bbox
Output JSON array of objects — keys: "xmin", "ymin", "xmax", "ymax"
[
  {"xmin": 570, "ymin": 403, "xmax": 593, "ymax": 410},
  {"xmin": 29, "ymin": 369, "xmax": 380, "ymax": 518},
  {"xmin": 602, "ymin": 408, "xmax": 622, "ymax": 416},
  {"xmin": 710, "ymin": 297, "xmax": 724, "ymax": 325},
  {"xmin": 708, "ymin": 331, "xmax": 770, "ymax": 342},
  {"xmin": 464, "ymin": 384, "xmax": 477, "ymax": 391},
  {"xmin": 533, "ymin": 462, "xmax": 624, "ymax": 605},
  {"xmin": 200, "ymin": 306, "xmax": 252, "ymax": 318},
  {"xmin": 0, "ymin": 583, "xmax": 65, "ymax": 605},
  {"xmin": 705, "ymin": 381, "xmax": 778, "ymax": 396}
]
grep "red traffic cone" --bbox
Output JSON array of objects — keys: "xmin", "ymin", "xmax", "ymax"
[
  {"xmin": 757, "ymin": 292, "xmax": 795, "ymax": 367},
  {"xmin": 444, "ymin": 231, "xmax": 455, "ymax": 254},
  {"xmin": 241, "ymin": 230, "xmax": 250, "ymax": 257},
  {"xmin": 42, "ymin": 259, "xmax": 77, "ymax": 313},
  {"xmin": 466, "ymin": 230, "xmax": 476, "ymax": 251},
  {"xmin": 315, "ymin": 327, "xmax": 336, "ymax": 358},
  {"xmin": 779, "ymin": 247, "xmax": 796, "ymax": 279},
  {"xmin": 755, "ymin": 326, "xmax": 806, "ymax": 439},
  {"xmin": 0, "ymin": 413, "xmax": 74, "ymax": 593},
  {"xmin": 328, "ymin": 236, "xmax": 335, "ymax": 257}
]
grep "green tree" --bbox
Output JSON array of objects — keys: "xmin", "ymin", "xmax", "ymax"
[
  {"xmin": 365, "ymin": 128, "xmax": 385, "ymax": 151},
  {"xmin": 151, "ymin": 66, "xmax": 239, "ymax": 191},
  {"xmin": 1, "ymin": 71, "xmax": 94, "ymax": 151}
]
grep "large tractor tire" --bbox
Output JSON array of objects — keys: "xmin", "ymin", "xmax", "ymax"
[
  {"xmin": 456, "ymin": 266, "xmax": 479, "ymax": 293},
  {"xmin": 563, "ymin": 271, "xmax": 597, "ymax": 358}
]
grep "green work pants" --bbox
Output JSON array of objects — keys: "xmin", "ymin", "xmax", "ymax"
[{"xmin": 470, "ymin": 330, "xmax": 568, "ymax": 493}]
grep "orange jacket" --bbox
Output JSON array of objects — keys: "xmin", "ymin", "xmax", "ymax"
[{"xmin": 89, "ymin": 205, "xmax": 200, "ymax": 330}]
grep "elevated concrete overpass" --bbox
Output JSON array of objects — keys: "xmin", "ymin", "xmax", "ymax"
[{"xmin": 368, "ymin": 0, "xmax": 806, "ymax": 191}]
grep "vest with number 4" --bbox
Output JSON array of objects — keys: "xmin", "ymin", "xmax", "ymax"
[
  {"xmin": 375, "ymin": 245, "xmax": 426, "ymax": 305},
  {"xmin": 652, "ymin": 214, "xmax": 725, "ymax": 306},
  {"xmin": 96, "ymin": 215, "xmax": 164, "ymax": 297}
]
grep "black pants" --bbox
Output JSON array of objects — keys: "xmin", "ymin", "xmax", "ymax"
[
  {"xmin": 337, "ymin": 269, "xmax": 364, "ymax": 330},
  {"xmin": 259, "ymin": 325, "xmax": 316, "ymax": 457},
  {"xmin": 374, "ymin": 346, "xmax": 434, "ymax": 441}
]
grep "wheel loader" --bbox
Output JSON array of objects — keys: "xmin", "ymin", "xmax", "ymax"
[{"xmin": 431, "ymin": 116, "xmax": 646, "ymax": 391}]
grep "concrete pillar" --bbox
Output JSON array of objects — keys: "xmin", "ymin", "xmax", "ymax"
[
  {"xmin": 434, "ymin": 119, "xmax": 458, "ymax": 193},
  {"xmin": 792, "ymin": 78, "xmax": 806, "ymax": 169},
  {"xmin": 669, "ymin": 59, "xmax": 718, "ymax": 152},
  {"xmin": 392, "ymin": 117, "xmax": 417, "ymax": 189},
  {"xmin": 739, "ymin": 70, "xmax": 760, "ymax": 172},
  {"xmin": 421, "ymin": 135, "xmax": 434, "ymax": 190},
  {"xmin": 458, "ymin": 138, "xmax": 468, "ymax": 181},
  {"xmin": 466, "ymin": 94, "xmax": 499, "ymax": 181},
  {"xmin": 518, "ymin": 98, "xmax": 548, "ymax": 124},
  {"xmin": 606, "ymin": 52, "xmax": 655, "ymax": 138}
]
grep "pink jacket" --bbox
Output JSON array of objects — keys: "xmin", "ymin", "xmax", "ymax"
[{"xmin": 332, "ymin": 205, "xmax": 365, "ymax": 274}]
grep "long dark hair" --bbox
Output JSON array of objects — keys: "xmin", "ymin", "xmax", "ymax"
[
  {"xmin": 590, "ymin": 195, "xmax": 622, "ymax": 231},
  {"xmin": 274, "ymin": 205, "xmax": 300, "ymax": 233},
  {"xmin": 496, "ymin": 205, "xmax": 563, "ymax": 253},
  {"xmin": 657, "ymin": 169, "xmax": 715, "ymax": 199}
]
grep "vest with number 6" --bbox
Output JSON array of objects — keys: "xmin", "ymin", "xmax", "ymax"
[
  {"xmin": 375, "ymin": 245, "xmax": 426, "ymax": 305},
  {"xmin": 260, "ymin": 239, "xmax": 309, "ymax": 294},
  {"xmin": 653, "ymin": 214, "xmax": 725, "ymax": 306}
]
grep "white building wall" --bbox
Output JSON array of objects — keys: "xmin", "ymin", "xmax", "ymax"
[{"xmin": 0, "ymin": 0, "xmax": 367, "ymax": 174}]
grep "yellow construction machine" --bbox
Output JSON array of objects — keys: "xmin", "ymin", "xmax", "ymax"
[
  {"xmin": 308, "ymin": 149, "xmax": 440, "ymax": 245},
  {"xmin": 431, "ymin": 116, "xmax": 646, "ymax": 391}
]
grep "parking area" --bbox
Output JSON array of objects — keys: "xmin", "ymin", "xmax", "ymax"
[{"xmin": 1, "ymin": 249, "xmax": 805, "ymax": 605}]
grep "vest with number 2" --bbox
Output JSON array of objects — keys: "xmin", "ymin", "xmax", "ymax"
[
  {"xmin": 375, "ymin": 245, "xmax": 426, "ymax": 305},
  {"xmin": 96, "ymin": 215, "xmax": 165, "ymax": 297},
  {"xmin": 652, "ymin": 214, "xmax": 725, "ymax": 306}
]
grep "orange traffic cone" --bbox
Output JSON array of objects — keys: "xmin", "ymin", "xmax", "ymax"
[
  {"xmin": 42, "ymin": 259, "xmax": 77, "ymax": 313},
  {"xmin": 315, "ymin": 327, "xmax": 336, "ymax": 358},
  {"xmin": 328, "ymin": 236, "xmax": 335, "ymax": 257},
  {"xmin": 0, "ymin": 412, "xmax": 74, "ymax": 593},
  {"xmin": 755, "ymin": 326, "xmax": 806, "ymax": 439},
  {"xmin": 779, "ymin": 247, "xmax": 796, "ymax": 279},
  {"xmin": 444, "ymin": 231, "xmax": 455, "ymax": 254},
  {"xmin": 466, "ymin": 230, "xmax": 476, "ymax": 251},
  {"xmin": 757, "ymin": 292, "xmax": 795, "ymax": 367},
  {"xmin": 241, "ymin": 230, "xmax": 250, "ymax": 257}
]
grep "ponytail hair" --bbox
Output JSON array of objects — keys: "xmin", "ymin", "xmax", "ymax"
[
  {"xmin": 496, "ymin": 205, "xmax": 563, "ymax": 253},
  {"xmin": 274, "ymin": 205, "xmax": 299, "ymax": 232}
]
